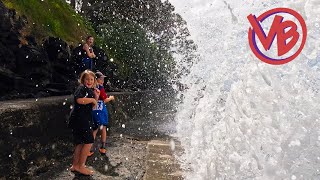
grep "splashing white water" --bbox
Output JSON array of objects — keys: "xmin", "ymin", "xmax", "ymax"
[
  {"xmin": 170, "ymin": 0, "xmax": 320, "ymax": 179},
  {"xmin": 66, "ymin": 0, "xmax": 83, "ymax": 12},
  {"xmin": 75, "ymin": 0, "xmax": 83, "ymax": 13}
]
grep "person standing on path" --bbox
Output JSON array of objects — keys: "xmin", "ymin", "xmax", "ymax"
[
  {"xmin": 89, "ymin": 71, "xmax": 115, "ymax": 156},
  {"xmin": 68, "ymin": 70, "xmax": 100, "ymax": 176},
  {"xmin": 80, "ymin": 36, "xmax": 96, "ymax": 71}
]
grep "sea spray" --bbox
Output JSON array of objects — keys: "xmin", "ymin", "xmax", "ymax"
[{"xmin": 170, "ymin": 0, "xmax": 320, "ymax": 179}]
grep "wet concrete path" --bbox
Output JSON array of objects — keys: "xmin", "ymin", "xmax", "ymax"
[
  {"xmin": 36, "ymin": 134, "xmax": 148, "ymax": 180},
  {"xmin": 34, "ymin": 93, "xmax": 183, "ymax": 180}
]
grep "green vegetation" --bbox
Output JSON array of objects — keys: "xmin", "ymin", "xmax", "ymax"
[
  {"xmin": 0, "ymin": 0, "xmax": 195, "ymax": 90},
  {"xmin": 98, "ymin": 19, "xmax": 174, "ymax": 87},
  {"xmin": 82, "ymin": 0, "xmax": 194, "ymax": 89},
  {"xmin": 2, "ymin": 0, "xmax": 95, "ymax": 44}
]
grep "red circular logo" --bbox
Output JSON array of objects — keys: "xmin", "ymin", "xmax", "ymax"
[{"xmin": 248, "ymin": 8, "xmax": 307, "ymax": 65}]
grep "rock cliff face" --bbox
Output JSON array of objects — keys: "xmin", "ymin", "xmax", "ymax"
[
  {"xmin": 0, "ymin": 1, "xmax": 25, "ymax": 98},
  {"xmin": 0, "ymin": 1, "xmax": 75, "ymax": 100},
  {"xmin": 0, "ymin": 1, "xmax": 113, "ymax": 100}
]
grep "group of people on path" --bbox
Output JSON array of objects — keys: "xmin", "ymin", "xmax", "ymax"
[{"xmin": 68, "ymin": 36, "xmax": 115, "ymax": 176}]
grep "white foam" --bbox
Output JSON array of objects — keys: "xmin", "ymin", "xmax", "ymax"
[{"xmin": 170, "ymin": 0, "xmax": 320, "ymax": 179}]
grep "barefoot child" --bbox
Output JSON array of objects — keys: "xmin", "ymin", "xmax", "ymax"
[
  {"xmin": 90, "ymin": 71, "xmax": 115, "ymax": 155},
  {"xmin": 68, "ymin": 70, "xmax": 100, "ymax": 175}
]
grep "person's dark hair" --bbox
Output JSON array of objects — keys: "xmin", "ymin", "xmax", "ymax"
[{"xmin": 86, "ymin": 36, "xmax": 93, "ymax": 41}]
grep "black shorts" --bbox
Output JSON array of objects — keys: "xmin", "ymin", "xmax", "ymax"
[
  {"xmin": 72, "ymin": 129, "xmax": 94, "ymax": 145},
  {"xmin": 91, "ymin": 121, "xmax": 98, "ymax": 131}
]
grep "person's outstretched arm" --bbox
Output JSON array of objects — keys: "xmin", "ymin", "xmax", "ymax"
[
  {"xmin": 77, "ymin": 97, "xmax": 96, "ymax": 105},
  {"xmin": 103, "ymin": 96, "xmax": 115, "ymax": 103}
]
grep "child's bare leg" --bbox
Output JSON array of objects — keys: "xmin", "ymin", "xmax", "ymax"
[
  {"xmin": 87, "ymin": 129, "xmax": 98, "ymax": 156},
  {"xmin": 71, "ymin": 144, "xmax": 83, "ymax": 171},
  {"xmin": 101, "ymin": 126, "xmax": 107, "ymax": 145},
  {"xmin": 93, "ymin": 129, "xmax": 98, "ymax": 140},
  {"xmin": 99, "ymin": 126, "xmax": 107, "ymax": 154},
  {"xmin": 77, "ymin": 143, "xmax": 94, "ymax": 175}
]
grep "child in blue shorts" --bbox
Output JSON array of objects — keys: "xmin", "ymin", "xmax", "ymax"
[{"xmin": 90, "ymin": 71, "xmax": 115, "ymax": 155}]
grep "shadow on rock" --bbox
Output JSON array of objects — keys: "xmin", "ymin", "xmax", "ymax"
[{"xmin": 88, "ymin": 154, "xmax": 122, "ymax": 177}]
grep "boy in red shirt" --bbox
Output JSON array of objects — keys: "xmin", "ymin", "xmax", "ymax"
[{"xmin": 91, "ymin": 71, "xmax": 115, "ymax": 155}]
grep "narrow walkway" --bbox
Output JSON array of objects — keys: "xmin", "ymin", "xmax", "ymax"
[
  {"xmin": 144, "ymin": 140, "xmax": 183, "ymax": 180},
  {"xmin": 36, "ymin": 134, "xmax": 148, "ymax": 180}
]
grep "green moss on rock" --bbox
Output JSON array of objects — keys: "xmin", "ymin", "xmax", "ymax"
[{"xmin": 2, "ymin": 0, "xmax": 95, "ymax": 44}]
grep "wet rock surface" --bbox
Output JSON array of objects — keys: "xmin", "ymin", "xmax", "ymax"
[
  {"xmin": 144, "ymin": 140, "xmax": 183, "ymax": 180},
  {"xmin": 0, "ymin": 0, "xmax": 77, "ymax": 100},
  {"xmin": 35, "ymin": 134, "xmax": 148, "ymax": 180},
  {"xmin": 0, "ymin": 96, "xmax": 74, "ymax": 180}
]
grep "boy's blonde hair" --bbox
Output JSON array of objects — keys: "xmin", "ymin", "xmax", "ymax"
[{"xmin": 79, "ymin": 70, "xmax": 97, "ymax": 87}]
